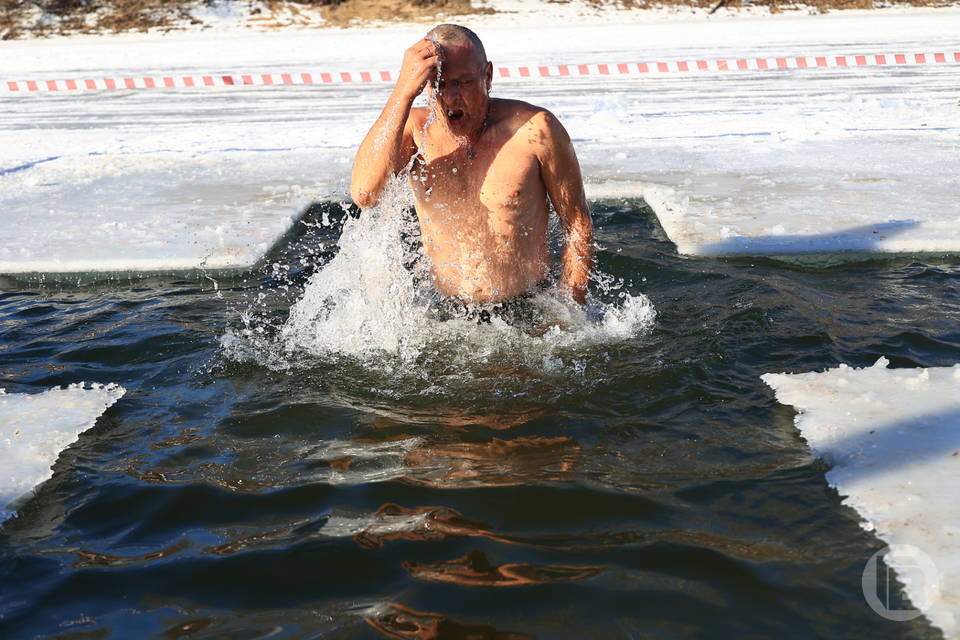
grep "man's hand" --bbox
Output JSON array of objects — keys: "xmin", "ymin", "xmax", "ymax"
[
  {"xmin": 351, "ymin": 40, "xmax": 438, "ymax": 208},
  {"xmin": 395, "ymin": 39, "xmax": 441, "ymax": 101}
]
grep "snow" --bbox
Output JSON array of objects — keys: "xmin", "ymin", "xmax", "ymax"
[
  {"xmin": 2, "ymin": 8, "xmax": 958, "ymax": 275},
  {"xmin": 608, "ymin": 93, "xmax": 960, "ymax": 256},
  {"xmin": 0, "ymin": 383, "xmax": 126, "ymax": 524},
  {"xmin": 4, "ymin": 6, "xmax": 958, "ymax": 76},
  {"xmin": 0, "ymin": 152, "xmax": 312, "ymax": 276},
  {"xmin": 763, "ymin": 359, "xmax": 960, "ymax": 638}
]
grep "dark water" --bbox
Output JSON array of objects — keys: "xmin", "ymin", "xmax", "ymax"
[{"xmin": 1, "ymin": 200, "xmax": 958, "ymax": 639}]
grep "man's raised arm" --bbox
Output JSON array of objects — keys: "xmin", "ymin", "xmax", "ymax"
[
  {"xmin": 350, "ymin": 39, "xmax": 439, "ymax": 209},
  {"xmin": 535, "ymin": 111, "xmax": 595, "ymax": 305}
]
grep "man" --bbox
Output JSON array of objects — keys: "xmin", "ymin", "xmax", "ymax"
[{"xmin": 350, "ymin": 24, "xmax": 593, "ymax": 313}]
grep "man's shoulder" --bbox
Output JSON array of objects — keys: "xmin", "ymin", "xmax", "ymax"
[
  {"xmin": 493, "ymin": 99, "xmax": 567, "ymax": 148},
  {"xmin": 493, "ymin": 99, "xmax": 564, "ymax": 137},
  {"xmin": 492, "ymin": 98, "xmax": 552, "ymax": 122}
]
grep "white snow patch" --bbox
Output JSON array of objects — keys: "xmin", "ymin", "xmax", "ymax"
[
  {"xmin": 0, "ymin": 151, "xmax": 316, "ymax": 276},
  {"xmin": 634, "ymin": 135, "xmax": 960, "ymax": 257},
  {"xmin": 762, "ymin": 359, "xmax": 960, "ymax": 637},
  {"xmin": 1, "ymin": 9, "xmax": 958, "ymax": 272},
  {"xmin": 188, "ymin": 0, "xmax": 255, "ymax": 28},
  {"xmin": 0, "ymin": 383, "xmax": 126, "ymax": 523}
]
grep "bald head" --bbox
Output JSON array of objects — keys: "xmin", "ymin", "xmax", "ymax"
[{"xmin": 426, "ymin": 24, "xmax": 487, "ymax": 64}]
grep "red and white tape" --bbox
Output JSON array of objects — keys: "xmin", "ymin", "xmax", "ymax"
[{"xmin": 3, "ymin": 51, "xmax": 958, "ymax": 94}]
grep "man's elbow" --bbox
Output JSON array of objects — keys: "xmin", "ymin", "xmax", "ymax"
[{"xmin": 350, "ymin": 184, "xmax": 378, "ymax": 210}]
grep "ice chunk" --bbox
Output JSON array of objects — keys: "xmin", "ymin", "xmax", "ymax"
[
  {"xmin": 763, "ymin": 360, "xmax": 960, "ymax": 637},
  {"xmin": 0, "ymin": 383, "xmax": 125, "ymax": 523}
]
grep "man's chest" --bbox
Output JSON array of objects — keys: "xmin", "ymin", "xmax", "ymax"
[{"xmin": 410, "ymin": 137, "xmax": 544, "ymax": 215}]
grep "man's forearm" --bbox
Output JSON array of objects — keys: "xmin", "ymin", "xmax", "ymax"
[
  {"xmin": 352, "ymin": 38, "xmax": 439, "ymax": 208},
  {"xmin": 350, "ymin": 89, "xmax": 416, "ymax": 208},
  {"xmin": 561, "ymin": 214, "xmax": 594, "ymax": 305}
]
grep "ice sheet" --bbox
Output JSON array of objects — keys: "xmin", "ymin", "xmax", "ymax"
[
  {"xmin": 0, "ymin": 383, "xmax": 126, "ymax": 523},
  {"xmin": 0, "ymin": 151, "xmax": 321, "ymax": 276},
  {"xmin": 618, "ymin": 136, "xmax": 960, "ymax": 257},
  {"xmin": 1, "ymin": 8, "xmax": 958, "ymax": 275},
  {"xmin": 763, "ymin": 359, "xmax": 960, "ymax": 637}
]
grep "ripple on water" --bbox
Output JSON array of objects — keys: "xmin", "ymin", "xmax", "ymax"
[{"xmin": 1, "ymin": 196, "xmax": 955, "ymax": 639}]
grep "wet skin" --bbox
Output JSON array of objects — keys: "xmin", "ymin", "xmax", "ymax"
[
  {"xmin": 351, "ymin": 36, "xmax": 594, "ymax": 304},
  {"xmin": 409, "ymin": 96, "xmax": 555, "ymax": 303}
]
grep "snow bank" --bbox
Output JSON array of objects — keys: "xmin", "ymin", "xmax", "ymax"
[
  {"xmin": 763, "ymin": 359, "xmax": 960, "ymax": 637},
  {"xmin": 0, "ymin": 383, "xmax": 126, "ymax": 523},
  {"xmin": 0, "ymin": 9, "xmax": 958, "ymax": 274},
  {"xmin": 631, "ymin": 135, "xmax": 960, "ymax": 258},
  {"xmin": 0, "ymin": 151, "xmax": 315, "ymax": 276}
]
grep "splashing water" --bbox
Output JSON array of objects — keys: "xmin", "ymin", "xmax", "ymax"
[
  {"xmin": 222, "ymin": 48, "xmax": 654, "ymax": 398},
  {"xmin": 222, "ymin": 171, "xmax": 655, "ymax": 402}
]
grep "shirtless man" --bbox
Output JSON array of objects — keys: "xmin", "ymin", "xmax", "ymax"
[{"xmin": 351, "ymin": 24, "xmax": 593, "ymax": 307}]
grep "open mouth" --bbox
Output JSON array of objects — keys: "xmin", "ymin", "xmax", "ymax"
[{"xmin": 446, "ymin": 109, "xmax": 464, "ymax": 122}]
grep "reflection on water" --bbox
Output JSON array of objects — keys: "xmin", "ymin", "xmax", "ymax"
[
  {"xmin": 304, "ymin": 434, "xmax": 581, "ymax": 489},
  {"xmin": 403, "ymin": 550, "xmax": 604, "ymax": 587},
  {"xmin": 400, "ymin": 436, "xmax": 580, "ymax": 489},
  {"xmin": 367, "ymin": 603, "xmax": 535, "ymax": 640},
  {"xmin": 57, "ymin": 540, "xmax": 192, "ymax": 569},
  {"xmin": 353, "ymin": 504, "xmax": 500, "ymax": 549}
]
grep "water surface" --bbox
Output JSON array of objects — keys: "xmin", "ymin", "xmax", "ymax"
[{"xmin": 1, "ymin": 198, "xmax": 957, "ymax": 639}]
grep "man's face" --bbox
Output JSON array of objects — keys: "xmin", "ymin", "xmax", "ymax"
[{"xmin": 428, "ymin": 42, "xmax": 492, "ymax": 135}]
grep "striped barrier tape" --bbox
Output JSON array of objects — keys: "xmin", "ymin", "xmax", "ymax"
[{"xmin": 3, "ymin": 51, "xmax": 958, "ymax": 94}]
